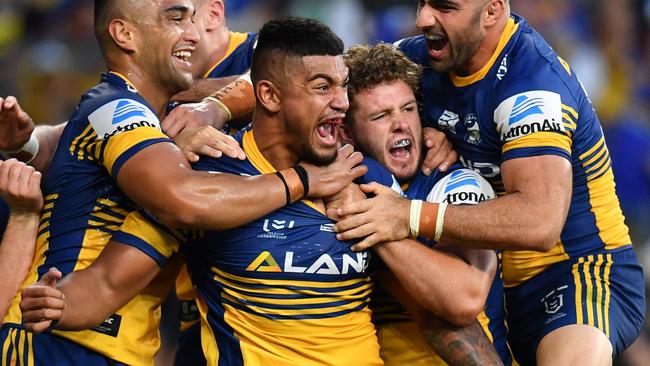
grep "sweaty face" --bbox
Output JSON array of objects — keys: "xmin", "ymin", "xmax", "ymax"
[
  {"xmin": 136, "ymin": 0, "xmax": 199, "ymax": 94},
  {"xmin": 281, "ymin": 55, "xmax": 349, "ymax": 166},
  {"xmin": 416, "ymin": 0, "xmax": 486, "ymax": 74},
  {"xmin": 348, "ymin": 81, "xmax": 422, "ymax": 182}
]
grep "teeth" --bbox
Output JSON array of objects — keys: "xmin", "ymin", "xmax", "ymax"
[
  {"xmin": 173, "ymin": 50, "xmax": 192, "ymax": 61},
  {"xmin": 425, "ymin": 34, "xmax": 446, "ymax": 41},
  {"xmin": 393, "ymin": 139, "xmax": 411, "ymax": 148}
]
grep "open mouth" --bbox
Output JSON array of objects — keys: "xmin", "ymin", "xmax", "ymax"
[
  {"xmin": 172, "ymin": 50, "xmax": 193, "ymax": 68},
  {"xmin": 425, "ymin": 34, "xmax": 448, "ymax": 59},
  {"xmin": 389, "ymin": 138, "xmax": 412, "ymax": 159},
  {"xmin": 316, "ymin": 117, "xmax": 342, "ymax": 146}
]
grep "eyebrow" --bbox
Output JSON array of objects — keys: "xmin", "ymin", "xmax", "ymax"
[
  {"xmin": 164, "ymin": 5, "xmax": 193, "ymax": 16},
  {"xmin": 308, "ymin": 74, "xmax": 345, "ymax": 84}
]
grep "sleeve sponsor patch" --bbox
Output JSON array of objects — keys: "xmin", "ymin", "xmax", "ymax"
[
  {"xmin": 88, "ymin": 98, "xmax": 161, "ymax": 140},
  {"xmin": 427, "ymin": 169, "xmax": 495, "ymax": 205},
  {"xmin": 494, "ymin": 90, "xmax": 564, "ymax": 143}
]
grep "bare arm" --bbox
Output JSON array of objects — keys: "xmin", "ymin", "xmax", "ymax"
[
  {"xmin": 374, "ymin": 240, "xmax": 495, "ymax": 326},
  {"xmin": 116, "ymin": 142, "xmax": 366, "ymax": 230},
  {"xmin": 0, "ymin": 159, "xmax": 43, "ymax": 322},
  {"xmin": 336, "ymin": 155, "xmax": 572, "ymax": 251},
  {"xmin": 376, "ymin": 271, "xmax": 503, "ymax": 366},
  {"xmin": 171, "ymin": 76, "xmax": 239, "ymax": 103},
  {"xmin": 20, "ymin": 241, "xmax": 174, "ymax": 332}
]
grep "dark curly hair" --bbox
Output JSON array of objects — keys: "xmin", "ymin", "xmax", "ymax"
[{"xmin": 344, "ymin": 43, "xmax": 422, "ymax": 122}]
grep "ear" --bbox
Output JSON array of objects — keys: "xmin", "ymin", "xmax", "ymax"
[
  {"xmin": 484, "ymin": 0, "xmax": 506, "ymax": 27},
  {"xmin": 256, "ymin": 80, "xmax": 281, "ymax": 113},
  {"xmin": 204, "ymin": 0, "xmax": 226, "ymax": 32},
  {"xmin": 108, "ymin": 19, "xmax": 137, "ymax": 52},
  {"xmin": 338, "ymin": 123, "xmax": 356, "ymax": 146}
]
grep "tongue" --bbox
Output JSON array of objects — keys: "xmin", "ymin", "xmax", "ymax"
[
  {"xmin": 390, "ymin": 147, "xmax": 409, "ymax": 158},
  {"xmin": 318, "ymin": 124, "xmax": 332, "ymax": 138}
]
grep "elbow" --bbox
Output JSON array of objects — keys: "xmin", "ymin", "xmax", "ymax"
[
  {"xmin": 440, "ymin": 297, "xmax": 485, "ymax": 327},
  {"xmin": 526, "ymin": 221, "xmax": 563, "ymax": 252},
  {"xmin": 145, "ymin": 181, "xmax": 207, "ymax": 229}
]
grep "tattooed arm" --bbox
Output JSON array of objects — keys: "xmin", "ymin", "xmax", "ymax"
[{"xmin": 376, "ymin": 270, "xmax": 503, "ymax": 366}]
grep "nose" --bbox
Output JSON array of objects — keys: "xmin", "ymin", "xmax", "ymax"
[
  {"xmin": 184, "ymin": 21, "xmax": 200, "ymax": 44},
  {"xmin": 331, "ymin": 86, "xmax": 350, "ymax": 113},
  {"xmin": 415, "ymin": 3, "xmax": 437, "ymax": 30},
  {"xmin": 391, "ymin": 112, "xmax": 409, "ymax": 132}
]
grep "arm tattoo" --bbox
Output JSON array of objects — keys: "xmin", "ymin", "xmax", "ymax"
[{"xmin": 419, "ymin": 314, "xmax": 503, "ymax": 366}]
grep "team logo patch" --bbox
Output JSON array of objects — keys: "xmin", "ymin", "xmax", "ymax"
[
  {"xmin": 494, "ymin": 90, "xmax": 564, "ymax": 142},
  {"xmin": 438, "ymin": 110, "xmax": 460, "ymax": 134},
  {"xmin": 464, "ymin": 113, "xmax": 481, "ymax": 145},
  {"xmin": 88, "ymin": 98, "xmax": 160, "ymax": 140},
  {"xmin": 542, "ymin": 285, "xmax": 569, "ymax": 324}
]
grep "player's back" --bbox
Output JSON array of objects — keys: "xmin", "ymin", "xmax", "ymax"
[
  {"xmin": 398, "ymin": 14, "xmax": 631, "ymax": 287},
  {"xmin": 184, "ymin": 130, "xmax": 382, "ymax": 366},
  {"xmin": 1, "ymin": 72, "xmax": 174, "ymax": 366}
]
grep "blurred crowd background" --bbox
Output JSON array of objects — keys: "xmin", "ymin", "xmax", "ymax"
[{"xmin": 0, "ymin": 0, "xmax": 648, "ymax": 364}]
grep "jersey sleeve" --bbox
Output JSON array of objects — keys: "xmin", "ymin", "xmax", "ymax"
[
  {"xmin": 493, "ymin": 60, "xmax": 574, "ymax": 163},
  {"xmin": 87, "ymin": 98, "xmax": 172, "ymax": 178},
  {"xmin": 426, "ymin": 168, "xmax": 496, "ymax": 205},
  {"xmin": 110, "ymin": 210, "xmax": 182, "ymax": 267}
]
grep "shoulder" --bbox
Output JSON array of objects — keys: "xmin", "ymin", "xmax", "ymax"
[
  {"xmin": 427, "ymin": 168, "xmax": 495, "ymax": 205},
  {"xmin": 394, "ymin": 35, "xmax": 429, "ymax": 66},
  {"xmin": 87, "ymin": 97, "xmax": 160, "ymax": 140}
]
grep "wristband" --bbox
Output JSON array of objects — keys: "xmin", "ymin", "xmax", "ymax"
[
  {"xmin": 209, "ymin": 76, "xmax": 255, "ymax": 120},
  {"xmin": 275, "ymin": 171, "xmax": 291, "ymax": 206},
  {"xmin": 0, "ymin": 134, "xmax": 40, "ymax": 164},
  {"xmin": 204, "ymin": 96, "xmax": 232, "ymax": 122},
  {"xmin": 409, "ymin": 200, "xmax": 423, "ymax": 237},
  {"xmin": 277, "ymin": 168, "xmax": 304, "ymax": 203},
  {"xmin": 418, "ymin": 202, "xmax": 440, "ymax": 240},
  {"xmin": 292, "ymin": 165, "xmax": 310, "ymax": 197},
  {"xmin": 434, "ymin": 202, "xmax": 448, "ymax": 242}
]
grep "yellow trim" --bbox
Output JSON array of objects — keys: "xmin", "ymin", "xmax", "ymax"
[
  {"xmin": 603, "ymin": 254, "xmax": 612, "ymax": 337},
  {"xmin": 202, "ymin": 31, "xmax": 249, "ymax": 78},
  {"xmin": 196, "ymin": 295, "xmax": 220, "ymax": 366},
  {"xmin": 103, "ymin": 127, "xmax": 168, "ymax": 176},
  {"xmin": 562, "ymin": 114, "xmax": 577, "ymax": 130},
  {"xmin": 450, "ymin": 18, "xmax": 518, "ymax": 87},
  {"xmin": 476, "ymin": 310, "xmax": 494, "ymax": 342},
  {"xmin": 562, "ymin": 104, "xmax": 579, "ymax": 120},
  {"xmin": 18, "ymin": 328, "xmax": 26, "ymax": 366},
  {"xmin": 587, "ymin": 160, "xmax": 611, "ymax": 182},
  {"xmin": 220, "ymin": 282, "xmax": 372, "ymax": 306},
  {"xmin": 583, "ymin": 148, "xmax": 608, "ymax": 173},
  {"xmin": 594, "ymin": 254, "xmax": 604, "ymax": 332},
  {"xmin": 69, "ymin": 125, "xmax": 93, "ymax": 159},
  {"xmin": 221, "ymin": 291, "xmax": 368, "ymax": 317},
  {"xmin": 242, "ymin": 130, "xmax": 326, "ymax": 214},
  {"xmin": 108, "ymin": 71, "xmax": 137, "ymax": 90},
  {"xmin": 584, "ymin": 256, "xmax": 594, "ymax": 326},
  {"xmin": 212, "ymin": 265, "xmax": 372, "ymax": 291},
  {"xmin": 557, "ymin": 56, "xmax": 571, "ymax": 76},
  {"xmin": 573, "ymin": 260, "xmax": 583, "ymax": 324},
  {"xmin": 1, "ymin": 328, "xmax": 12, "ymax": 364},
  {"xmin": 579, "ymin": 137, "xmax": 604, "ymax": 161},
  {"xmin": 27, "ymin": 332, "xmax": 34, "ymax": 366},
  {"xmin": 502, "ymin": 131, "xmax": 572, "ymax": 154}
]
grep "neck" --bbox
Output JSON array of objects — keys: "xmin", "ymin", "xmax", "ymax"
[
  {"xmin": 458, "ymin": 14, "xmax": 509, "ymax": 76},
  {"xmin": 251, "ymin": 111, "xmax": 299, "ymax": 171},
  {"xmin": 109, "ymin": 64, "xmax": 175, "ymax": 120},
  {"xmin": 196, "ymin": 26, "xmax": 231, "ymax": 77}
]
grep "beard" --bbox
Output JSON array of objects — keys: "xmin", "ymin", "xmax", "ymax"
[
  {"xmin": 299, "ymin": 142, "xmax": 337, "ymax": 166},
  {"xmin": 429, "ymin": 9, "xmax": 484, "ymax": 74}
]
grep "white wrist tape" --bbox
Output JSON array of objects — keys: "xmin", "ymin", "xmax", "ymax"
[
  {"xmin": 409, "ymin": 199, "xmax": 423, "ymax": 238},
  {"xmin": 204, "ymin": 96, "xmax": 232, "ymax": 121},
  {"xmin": 1, "ymin": 134, "xmax": 39, "ymax": 164},
  {"xmin": 434, "ymin": 202, "xmax": 448, "ymax": 242}
]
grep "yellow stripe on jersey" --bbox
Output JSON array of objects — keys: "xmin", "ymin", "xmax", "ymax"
[
  {"xmin": 450, "ymin": 18, "xmax": 518, "ymax": 87},
  {"xmin": 70, "ymin": 124, "xmax": 96, "ymax": 161},
  {"xmin": 603, "ymin": 254, "xmax": 612, "ymax": 337},
  {"xmin": 242, "ymin": 130, "xmax": 327, "ymax": 214},
  {"xmin": 502, "ymin": 239, "xmax": 570, "ymax": 287},
  {"xmin": 583, "ymin": 257, "xmax": 595, "ymax": 326},
  {"xmin": 502, "ymin": 131, "xmax": 572, "ymax": 155},
  {"xmin": 109, "ymin": 71, "xmax": 138, "ymax": 91},
  {"xmin": 103, "ymin": 127, "xmax": 168, "ymax": 177},
  {"xmin": 557, "ymin": 57, "xmax": 571, "ymax": 76},
  {"xmin": 202, "ymin": 32, "xmax": 249, "ymax": 78},
  {"xmin": 477, "ymin": 310, "xmax": 494, "ymax": 343},
  {"xmin": 579, "ymin": 137, "xmax": 604, "ymax": 161},
  {"xmin": 197, "ymin": 295, "xmax": 221, "ymax": 365},
  {"xmin": 572, "ymin": 261, "xmax": 583, "ymax": 324},
  {"xmin": 594, "ymin": 254, "xmax": 605, "ymax": 332},
  {"xmin": 562, "ymin": 104, "xmax": 579, "ymax": 120},
  {"xmin": 1, "ymin": 329, "xmax": 11, "ymax": 364},
  {"xmin": 118, "ymin": 210, "xmax": 180, "ymax": 259}
]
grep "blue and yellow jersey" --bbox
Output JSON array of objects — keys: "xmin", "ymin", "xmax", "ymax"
[
  {"xmin": 1, "ymin": 72, "xmax": 176, "ymax": 366},
  {"xmin": 144, "ymin": 130, "xmax": 382, "ymax": 365},
  {"xmin": 397, "ymin": 13, "xmax": 631, "ymax": 287},
  {"xmin": 175, "ymin": 30, "xmax": 258, "ymax": 330},
  {"xmin": 360, "ymin": 160, "xmax": 511, "ymax": 365},
  {"xmin": 202, "ymin": 31, "xmax": 257, "ymax": 79}
]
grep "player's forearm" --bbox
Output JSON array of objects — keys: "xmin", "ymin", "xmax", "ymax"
[
  {"xmin": 419, "ymin": 314, "xmax": 504, "ymax": 366},
  {"xmin": 171, "ymin": 76, "xmax": 239, "ymax": 103},
  {"xmin": 440, "ymin": 191, "xmax": 567, "ymax": 251},
  {"xmin": 0, "ymin": 213, "xmax": 39, "ymax": 321},
  {"xmin": 375, "ymin": 239, "xmax": 493, "ymax": 326}
]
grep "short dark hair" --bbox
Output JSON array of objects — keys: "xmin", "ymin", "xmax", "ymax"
[
  {"xmin": 94, "ymin": 0, "xmax": 114, "ymax": 54},
  {"xmin": 251, "ymin": 16, "xmax": 344, "ymax": 85}
]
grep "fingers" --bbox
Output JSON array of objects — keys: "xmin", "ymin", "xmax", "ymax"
[
  {"xmin": 3, "ymin": 96, "xmax": 18, "ymax": 110},
  {"xmin": 20, "ymin": 282, "xmax": 65, "ymax": 334},
  {"xmin": 211, "ymin": 133, "xmax": 245, "ymax": 160},
  {"xmin": 421, "ymin": 127, "xmax": 457, "ymax": 174},
  {"xmin": 161, "ymin": 110, "xmax": 185, "ymax": 138},
  {"xmin": 334, "ymin": 202, "xmax": 372, "ymax": 231},
  {"xmin": 351, "ymin": 233, "xmax": 382, "ymax": 252},
  {"xmin": 183, "ymin": 150, "xmax": 200, "ymax": 163},
  {"xmin": 337, "ymin": 222, "xmax": 376, "ymax": 243},
  {"xmin": 24, "ymin": 320, "xmax": 53, "ymax": 334},
  {"xmin": 39, "ymin": 267, "xmax": 63, "ymax": 287}
]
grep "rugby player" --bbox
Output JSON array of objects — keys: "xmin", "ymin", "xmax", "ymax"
[
  {"xmin": 0, "ymin": 159, "xmax": 42, "ymax": 322},
  {"xmin": 1, "ymin": 2, "xmax": 363, "ymax": 365},
  {"xmin": 21, "ymin": 16, "xmax": 383, "ymax": 366},
  {"xmin": 334, "ymin": 1, "xmax": 645, "ymax": 365},
  {"xmin": 340, "ymin": 42, "xmax": 509, "ymax": 365}
]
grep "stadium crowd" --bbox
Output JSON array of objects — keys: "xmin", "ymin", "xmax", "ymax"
[{"xmin": 0, "ymin": 0, "xmax": 648, "ymax": 365}]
